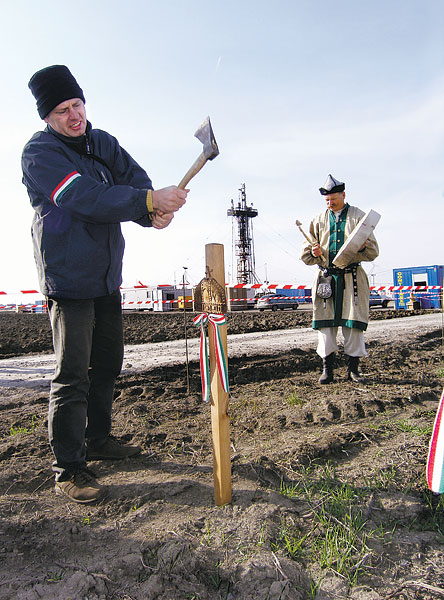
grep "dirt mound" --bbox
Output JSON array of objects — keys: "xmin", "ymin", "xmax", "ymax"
[
  {"xmin": 0, "ymin": 306, "xmax": 427, "ymax": 358},
  {"xmin": 1, "ymin": 310, "xmax": 444, "ymax": 599}
]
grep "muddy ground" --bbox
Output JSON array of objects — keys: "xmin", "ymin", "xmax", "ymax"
[{"xmin": 1, "ymin": 308, "xmax": 444, "ymax": 600}]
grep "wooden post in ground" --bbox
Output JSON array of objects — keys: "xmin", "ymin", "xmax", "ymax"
[{"xmin": 205, "ymin": 243, "xmax": 232, "ymax": 506}]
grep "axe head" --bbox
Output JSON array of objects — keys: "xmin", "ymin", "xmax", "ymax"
[{"xmin": 194, "ymin": 116, "xmax": 219, "ymax": 161}]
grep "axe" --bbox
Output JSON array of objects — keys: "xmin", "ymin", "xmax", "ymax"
[
  {"xmin": 178, "ymin": 116, "xmax": 219, "ymax": 189},
  {"xmin": 295, "ymin": 219, "xmax": 326, "ymax": 264}
]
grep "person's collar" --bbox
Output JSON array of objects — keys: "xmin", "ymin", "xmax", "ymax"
[{"xmin": 46, "ymin": 120, "xmax": 92, "ymax": 149}]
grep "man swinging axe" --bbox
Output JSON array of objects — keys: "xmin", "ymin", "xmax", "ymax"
[
  {"xmin": 22, "ymin": 65, "xmax": 220, "ymax": 504},
  {"xmin": 300, "ymin": 175, "xmax": 379, "ymax": 384},
  {"xmin": 21, "ymin": 65, "xmax": 191, "ymax": 504}
]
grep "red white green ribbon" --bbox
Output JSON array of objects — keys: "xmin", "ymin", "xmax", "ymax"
[
  {"xmin": 427, "ymin": 387, "xmax": 444, "ymax": 494},
  {"xmin": 193, "ymin": 313, "xmax": 229, "ymax": 402}
]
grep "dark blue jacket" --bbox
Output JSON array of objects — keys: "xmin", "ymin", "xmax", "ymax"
[{"xmin": 22, "ymin": 122, "xmax": 152, "ymax": 299}]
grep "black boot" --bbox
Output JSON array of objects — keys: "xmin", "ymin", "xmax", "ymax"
[
  {"xmin": 319, "ymin": 353, "xmax": 334, "ymax": 384},
  {"xmin": 346, "ymin": 355, "xmax": 365, "ymax": 383}
]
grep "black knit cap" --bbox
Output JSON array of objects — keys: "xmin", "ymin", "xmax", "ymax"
[{"xmin": 28, "ymin": 65, "xmax": 85, "ymax": 119}]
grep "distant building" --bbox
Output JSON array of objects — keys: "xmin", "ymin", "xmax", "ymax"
[{"xmin": 121, "ymin": 285, "xmax": 192, "ymax": 312}]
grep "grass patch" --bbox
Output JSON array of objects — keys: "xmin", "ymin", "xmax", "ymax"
[
  {"xmin": 285, "ymin": 392, "xmax": 306, "ymax": 406},
  {"xmin": 420, "ymin": 492, "xmax": 444, "ymax": 535},
  {"xmin": 272, "ymin": 517, "xmax": 310, "ymax": 560},
  {"xmin": 392, "ymin": 418, "xmax": 433, "ymax": 436},
  {"xmin": 361, "ymin": 465, "xmax": 398, "ymax": 490},
  {"xmin": 368, "ymin": 416, "xmax": 432, "ymax": 438},
  {"xmin": 46, "ymin": 570, "xmax": 64, "ymax": 583},
  {"xmin": 277, "ymin": 462, "xmax": 380, "ymax": 586},
  {"xmin": 9, "ymin": 414, "xmax": 40, "ymax": 436},
  {"xmin": 277, "ymin": 456, "xmax": 444, "ymax": 587}
]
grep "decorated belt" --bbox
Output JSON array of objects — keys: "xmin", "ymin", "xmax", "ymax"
[
  {"xmin": 325, "ymin": 263, "xmax": 360, "ymax": 275},
  {"xmin": 321, "ymin": 263, "xmax": 360, "ymax": 304}
]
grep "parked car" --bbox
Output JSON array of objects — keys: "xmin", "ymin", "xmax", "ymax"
[
  {"xmin": 369, "ymin": 291, "xmax": 389, "ymax": 308},
  {"xmin": 256, "ymin": 294, "xmax": 299, "ymax": 311}
]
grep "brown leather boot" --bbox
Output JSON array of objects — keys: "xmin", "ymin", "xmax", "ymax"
[
  {"xmin": 86, "ymin": 436, "xmax": 142, "ymax": 461},
  {"xmin": 55, "ymin": 468, "xmax": 106, "ymax": 504}
]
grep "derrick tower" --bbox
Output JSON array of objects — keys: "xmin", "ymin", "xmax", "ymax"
[{"xmin": 227, "ymin": 183, "xmax": 260, "ymax": 284}]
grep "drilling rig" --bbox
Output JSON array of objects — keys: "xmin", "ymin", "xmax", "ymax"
[{"xmin": 227, "ymin": 183, "xmax": 260, "ymax": 284}]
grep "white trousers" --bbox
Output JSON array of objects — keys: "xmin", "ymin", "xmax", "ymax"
[{"xmin": 316, "ymin": 327, "xmax": 367, "ymax": 358}]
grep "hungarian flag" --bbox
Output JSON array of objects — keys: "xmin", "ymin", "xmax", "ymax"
[{"xmin": 426, "ymin": 387, "xmax": 444, "ymax": 494}]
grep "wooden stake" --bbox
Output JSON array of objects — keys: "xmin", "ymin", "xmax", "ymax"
[{"xmin": 205, "ymin": 243, "xmax": 232, "ymax": 506}]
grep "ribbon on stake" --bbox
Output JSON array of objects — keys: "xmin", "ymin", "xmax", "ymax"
[
  {"xmin": 193, "ymin": 313, "xmax": 229, "ymax": 402},
  {"xmin": 426, "ymin": 387, "xmax": 444, "ymax": 494}
]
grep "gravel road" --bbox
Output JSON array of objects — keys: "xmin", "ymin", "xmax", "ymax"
[{"xmin": 1, "ymin": 312, "xmax": 441, "ymax": 390}]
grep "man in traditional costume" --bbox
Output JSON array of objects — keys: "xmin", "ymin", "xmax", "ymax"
[{"xmin": 300, "ymin": 175, "xmax": 379, "ymax": 384}]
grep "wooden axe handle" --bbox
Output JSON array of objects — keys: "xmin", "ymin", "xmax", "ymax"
[
  {"xmin": 297, "ymin": 225, "xmax": 314, "ymax": 245},
  {"xmin": 178, "ymin": 152, "xmax": 207, "ymax": 190},
  {"xmin": 296, "ymin": 223, "xmax": 327, "ymax": 264}
]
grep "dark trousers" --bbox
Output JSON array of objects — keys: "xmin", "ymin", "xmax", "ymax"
[{"xmin": 47, "ymin": 291, "xmax": 124, "ymax": 479}]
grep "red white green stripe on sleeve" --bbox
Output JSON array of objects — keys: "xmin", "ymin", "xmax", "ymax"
[
  {"xmin": 426, "ymin": 387, "xmax": 444, "ymax": 494},
  {"xmin": 50, "ymin": 171, "xmax": 81, "ymax": 206}
]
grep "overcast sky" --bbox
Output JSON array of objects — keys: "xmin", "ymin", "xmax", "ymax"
[{"xmin": 1, "ymin": 0, "xmax": 443, "ymax": 299}]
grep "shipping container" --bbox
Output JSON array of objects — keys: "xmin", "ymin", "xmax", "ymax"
[
  {"xmin": 392, "ymin": 265, "xmax": 443, "ymax": 309},
  {"xmin": 275, "ymin": 288, "xmax": 312, "ymax": 303}
]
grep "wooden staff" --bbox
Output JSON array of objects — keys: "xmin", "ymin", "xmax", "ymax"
[{"xmin": 205, "ymin": 243, "xmax": 232, "ymax": 506}]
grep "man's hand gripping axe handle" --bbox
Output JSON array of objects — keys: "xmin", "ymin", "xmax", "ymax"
[
  {"xmin": 295, "ymin": 219, "xmax": 327, "ymax": 264},
  {"xmin": 178, "ymin": 116, "xmax": 219, "ymax": 189}
]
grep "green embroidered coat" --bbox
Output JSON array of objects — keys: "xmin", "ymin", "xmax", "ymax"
[{"xmin": 300, "ymin": 204, "xmax": 379, "ymax": 331}]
